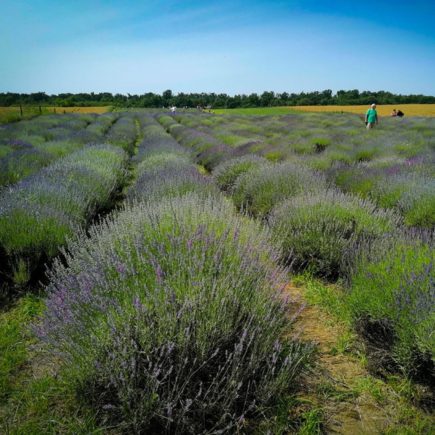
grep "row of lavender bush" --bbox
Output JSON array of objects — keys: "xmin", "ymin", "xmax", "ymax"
[
  {"xmin": 349, "ymin": 230, "xmax": 434, "ymax": 379},
  {"xmin": 0, "ymin": 113, "xmax": 119, "ymax": 187},
  {"xmin": 36, "ymin": 120, "xmax": 313, "ymax": 433},
  {"xmin": 330, "ymin": 160, "xmax": 435, "ymax": 228},
  {"xmin": 0, "ymin": 144, "xmax": 128, "ymax": 286},
  {"xmin": 106, "ymin": 113, "xmax": 138, "ymax": 155},
  {"xmin": 158, "ymin": 114, "xmax": 233, "ymax": 170},
  {"xmin": 163, "ymin": 115, "xmax": 433, "ymax": 379},
  {"xmin": 212, "ymin": 152, "xmax": 433, "ymax": 380},
  {"xmin": 128, "ymin": 116, "xmax": 218, "ymax": 202},
  {"xmin": 134, "ymin": 115, "xmax": 190, "ymax": 163},
  {"xmin": 175, "ymin": 112, "xmax": 434, "ymax": 230}
]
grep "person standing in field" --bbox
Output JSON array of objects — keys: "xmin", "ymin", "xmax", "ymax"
[{"xmin": 365, "ymin": 103, "xmax": 378, "ymax": 129}]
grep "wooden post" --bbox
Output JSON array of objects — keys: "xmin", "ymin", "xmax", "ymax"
[
  {"xmin": 19, "ymin": 104, "xmax": 23, "ymax": 117},
  {"xmin": 39, "ymin": 106, "xmax": 42, "ymax": 114}
]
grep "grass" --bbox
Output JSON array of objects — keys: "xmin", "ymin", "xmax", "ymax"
[
  {"xmin": 215, "ymin": 104, "xmax": 435, "ymax": 117},
  {"xmin": 295, "ymin": 274, "xmax": 352, "ymax": 323},
  {"xmin": 290, "ymin": 274, "xmax": 434, "ymax": 434},
  {"xmin": 0, "ymin": 296, "xmax": 43, "ymax": 401},
  {"xmin": 298, "ymin": 408, "xmax": 324, "ymax": 434},
  {"xmin": 0, "ymin": 295, "xmax": 98, "ymax": 433}
]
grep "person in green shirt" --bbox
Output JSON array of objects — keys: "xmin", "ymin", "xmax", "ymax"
[{"xmin": 365, "ymin": 103, "xmax": 378, "ymax": 129}]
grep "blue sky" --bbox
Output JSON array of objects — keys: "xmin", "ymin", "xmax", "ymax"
[{"xmin": 1, "ymin": 0, "xmax": 434, "ymax": 95}]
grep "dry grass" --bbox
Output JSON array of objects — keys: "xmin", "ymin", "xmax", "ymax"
[
  {"xmin": 215, "ymin": 104, "xmax": 435, "ymax": 117},
  {"xmin": 0, "ymin": 106, "xmax": 112, "ymax": 123},
  {"xmin": 293, "ymin": 104, "xmax": 435, "ymax": 117}
]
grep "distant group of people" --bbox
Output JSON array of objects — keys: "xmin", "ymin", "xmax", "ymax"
[
  {"xmin": 391, "ymin": 108, "xmax": 404, "ymax": 117},
  {"xmin": 197, "ymin": 105, "xmax": 214, "ymax": 113},
  {"xmin": 167, "ymin": 105, "xmax": 214, "ymax": 114},
  {"xmin": 364, "ymin": 104, "xmax": 405, "ymax": 129}
]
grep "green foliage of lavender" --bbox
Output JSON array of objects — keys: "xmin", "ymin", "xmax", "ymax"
[
  {"xmin": 0, "ymin": 146, "xmax": 54, "ymax": 186},
  {"xmin": 135, "ymin": 152, "xmax": 192, "ymax": 174},
  {"xmin": 0, "ymin": 113, "xmax": 121, "ymax": 187},
  {"xmin": 36, "ymin": 194, "xmax": 313, "ymax": 433},
  {"xmin": 135, "ymin": 125, "xmax": 190, "ymax": 162},
  {"xmin": 0, "ymin": 144, "xmax": 128, "ymax": 284},
  {"xmin": 348, "ymin": 234, "xmax": 434, "ymax": 376},
  {"xmin": 232, "ymin": 162, "xmax": 327, "ymax": 217},
  {"xmin": 128, "ymin": 153, "xmax": 218, "ymax": 202},
  {"xmin": 106, "ymin": 114, "xmax": 138, "ymax": 155},
  {"xmin": 332, "ymin": 162, "xmax": 435, "ymax": 228},
  {"xmin": 377, "ymin": 173, "xmax": 435, "ymax": 228},
  {"xmin": 160, "ymin": 117, "xmax": 233, "ymax": 170},
  {"xmin": 157, "ymin": 114, "xmax": 178, "ymax": 130},
  {"xmin": 269, "ymin": 189, "xmax": 400, "ymax": 278},
  {"xmin": 85, "ymin": 112, "xmax": 118, "ymax": 136},
  {"xmin": 213, "ymin": 154, "xmax": 270, "ymax": 192}
]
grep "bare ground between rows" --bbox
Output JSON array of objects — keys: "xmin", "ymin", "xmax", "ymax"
[{"xmin": 285, "ymin": 283, "xmax": 398, "ymax": 434}]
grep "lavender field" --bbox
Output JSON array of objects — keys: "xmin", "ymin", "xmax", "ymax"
[{"xmin": 0, "ymin": 110, "xmax": 433, "ymax": 433}]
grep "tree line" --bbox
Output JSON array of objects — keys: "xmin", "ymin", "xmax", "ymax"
[{"xmin": 1, "ymin": 89, "xmax": 434, "ymax": 108}]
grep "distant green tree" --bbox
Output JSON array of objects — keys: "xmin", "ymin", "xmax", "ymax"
[
  {"xmin": 260, "ymin": 91, "xmax": 275, "ymax": 107},
  {"xmin": 0, "ymin": 89, "xmax": 434, "ymax": 108}
]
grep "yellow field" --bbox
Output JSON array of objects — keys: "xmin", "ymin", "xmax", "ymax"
[
  {"xmin": 293, "ymin": 104, "xmax": 435, "ymax": 117},
  {"xmin": 215, "ymin": 104, "xmax": 435, "ymax": 117},
  {"xmin": 0, "ymin": 106, "xmax": 112, "ymax": 123}
]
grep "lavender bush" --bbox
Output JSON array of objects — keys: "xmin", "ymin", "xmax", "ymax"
[
  {"xmin": 269, "ymin": 189, "xmax": 400, "ymax": 279},
  {"xmin": 159, "ymin": 117, "xmax": 233, "ymax": 170},
  {"xmin": 130, "ymin": 167, "xmax": 219, "ymax": 202},
  {"xmin": 331, "ymin": 163, "xmax": 435, "ymax": 228},
  {"xmin": 128, "ymin": 154, "xmax": 218, "ymax": 202},
  {"xmin": 134, "ymin": 152, "xmax": 193, "ymax": 176},
  {"xmin": 36, "ymin": 194, "xmax": 313, "ymax": 433},
  {"xmin": 232, "ymin": 162, "xmax": 327, "ymax": 217},
  {"xmin": 106, "ymin": 114, "xmax": 138, "ymax": 155},
  {"xmin": 0, "ymin": 144, "xmax": 128, "ymax": 285},
  {"xmin": 372, "ymin": 173, "xmax": 435, "ymax": 228},
  {"xmin": 0, "ymin": 114, "xmax": 112, "ymax": 187},
  {"xmin": 86, "ymin": 113, "xmax": 118, "ymax": 137},
  {"xmin": 348, "ymin": 231, "xmax": 434, "ymax": 379},
  {"xmin": 213, "ymin": 155, "xmax": 270, "ymax": 192},
  {"xmin": 0, "ymin": 147, "xmax": 54, "ymax": 186},
  {"xmin": 134, "ymin": 122, "xmax": 189, "ymax": 163}
]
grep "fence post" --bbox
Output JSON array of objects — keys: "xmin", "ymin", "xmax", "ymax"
[
  {"xmin": 39, "ymin": 106, "xmax": 42, "ymax": 114},
  {"xmin": 19, "ymin": 104, "xmax": 23, "ymax": 117}
]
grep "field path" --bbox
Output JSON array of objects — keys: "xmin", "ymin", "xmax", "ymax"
[{"xmin": 286, "ymin": 283, "xmax": 393, "ymax": 434}]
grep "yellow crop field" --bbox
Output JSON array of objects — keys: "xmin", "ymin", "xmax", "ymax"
[
  {"xmin": 215, "ymin": 104, "xmax": 435, "ymax": 117},
  {"xmin": 293, "ymin": 104, "xmax": 435, "ymax": 117},
  {"xmin": 0, "ymin": 106, "xmax": 112, "ymax": 123}
]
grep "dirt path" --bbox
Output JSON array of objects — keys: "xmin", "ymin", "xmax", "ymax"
[{"xmin": 286, "ymin": 282, "xmax": 397, "ymax": 434}]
